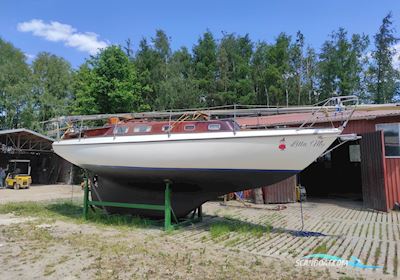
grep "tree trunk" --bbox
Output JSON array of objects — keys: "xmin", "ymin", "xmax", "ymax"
[
  {"xmin": 264, "ymin": 85, "xmax": 269, "ymax": 107},
  {"xmin": 297, "ymin": 75, "xmax": 301, "ymax": 105}
]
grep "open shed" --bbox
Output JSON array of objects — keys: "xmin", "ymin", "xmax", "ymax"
[
  {"xmin": 237, "ymin": 108, "xmax": 400, "ymax": 212},
  {"xmin": 0, "ymin": 128, "xmax": 73, "ymax": 184}
]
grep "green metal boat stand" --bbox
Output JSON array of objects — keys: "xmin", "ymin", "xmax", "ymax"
[{"xmin": 82, "ymin": 176, "xmax": 202, "ymax": 231}]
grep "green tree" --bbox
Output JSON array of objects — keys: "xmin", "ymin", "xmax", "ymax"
[
  {"xmin": 134, "ymin": 30, "xmax": 171, "ymax": 108},
  {"xmin": 216, "ymin": 33, "xmax": 255, "ymax": 105},
  {"xmin": 318, "ymin": 28, "xmax": 369, "ymax": 100},
  {"xmin": 368, "ymin": 12, "xmax": 399, "ymax": 103},
  {"xmin": 32, "ymin": 52, "xmax": 73, "ymax": 122},
  {"xmin": 251, "ymin": 34, "xmax": 292, "ymax": 107},
  {"xmin": 263, "ymin": 33, "xmax": 291, "ymax": 106},
  {"xmin": 153, "ymin": 30, "xmax": 171, "ymax": 63},
  {"xmin": 135, "ymin": 38, "xmax": 158, "ymax": 107},
  {"xmin": 303, "ymin": 46, "xmax": 319, "ymax": 104},
  {"xmin": 155, "ymin": 47, "xmax": 200, "ymax": 109},
  {"xmin": 123, "ymin": 38, "xmax": 134, "ymax": 59},
  {"xmin": 0, "ymin": 38, "xmax": 33, "ymax": 129},
  {"xmin": 318, "ymin": 35, "xmax": 336, "ymax": 99},
  {"xmin": 289, "ymin": 31, "xmax": 305, "ymax": 105},
  {"xmin": 193, "ymin": 31, "xmax": 218, "ymax": 106},
  {"xmin": 73, "ymin": 45, "xmax": 146, "ymax": 114},
  {"xmin": 251, "ymin": 42, "xmax": 270, "ymax": 105}
]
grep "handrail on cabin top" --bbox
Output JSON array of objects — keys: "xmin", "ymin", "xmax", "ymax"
[
  {"xmin": 49, "ymin": 95, "xmax": 359, "ymax": 140},
  {"xmin": 298, "ymin": 95, "xmax": 359, "ymax": 131}
]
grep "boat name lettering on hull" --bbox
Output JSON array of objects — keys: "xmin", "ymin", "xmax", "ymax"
[{"xmin": 290, "ymin": 139, "xmax": 326, "ymax": 148}]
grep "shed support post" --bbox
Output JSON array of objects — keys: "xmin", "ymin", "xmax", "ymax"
[
  {"xmin": 164, "ymin": 180, "xmax": 173, "ymax": 231},
  {"xmin": 83, "ymin": 175, "xmax": 89, "ymax": 220}
]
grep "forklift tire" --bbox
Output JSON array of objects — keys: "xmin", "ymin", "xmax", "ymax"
[{"xmin": 14, "ymin": 183, "xmax": 20, "ymax": 190}]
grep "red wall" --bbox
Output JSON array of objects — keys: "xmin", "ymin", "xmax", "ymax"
[
  {"xmin": 262, "ymin": 176, "xmax": 297, "ymax": 204},
  {"xmin": 384, "ymin": 158, "xmax": 400, "ymax": 210},
  {"xmin": 343, "ymin": 116, "xmax": 400, "ymax": 134},
  {"xmin": 346, "ymin": 117, "xmax": 400, "ymax": 210},
  {"xmin": 322, "ymin": 116, "xmax": 400, "ymax": 210}
]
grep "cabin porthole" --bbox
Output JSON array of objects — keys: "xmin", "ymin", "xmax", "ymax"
[
  {"xmin": 113, "ymin": 126, "xmax": 129, "ymax": 135},
  {"xmin": 184, "ymin": 124, "xmax": 196, "ymax": 131},
  {"xmin": 134, "ymin": 125, "xmax": 152, "ymax": 133},
  {"xmin": 208, "ymin": 124, "xmax": 221, "ymax": 131}
]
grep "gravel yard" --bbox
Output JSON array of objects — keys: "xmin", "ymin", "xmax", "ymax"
[
  {"xmin": 0, "ymin": 185, "xmax": 398, "ymax": 279},
  {"xmin": 0, "ymin": 184, "xmax": 82, "ymax": 204}
]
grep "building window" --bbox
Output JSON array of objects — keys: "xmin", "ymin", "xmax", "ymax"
[
  {"xmin": 113, "ymin": 126, "xmax": 129, "ymax": 135},
  {"xmin": 349, "ymin": 145, "xmax": 361, "ymax": 162},
  {"xmin": 208, "ymin": 123, "xmax": 221, "ymax": 131},
  {"xmin": 134, "ymin": 125, "xmax": 152, "ymax": 133},
  {"xmin": 376, "ymin": 123, "xmax": 400, "ymax": 157},
  {"xmin": 184, "ymin": 124, "xmax": 195, "ymax": 131}
]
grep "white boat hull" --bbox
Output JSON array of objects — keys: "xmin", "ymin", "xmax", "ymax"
[
  {"xmin": 53, "ymin": 128, "xmax": 340, "ymax": 217},
  {"xmin": 53, "ymin": 128, "xmax": 339, "ymax": 172}
]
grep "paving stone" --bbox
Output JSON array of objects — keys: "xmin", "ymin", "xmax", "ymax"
[{"xmin": 171, "ymin": 199, "xmax": 400, "ymax": 278}]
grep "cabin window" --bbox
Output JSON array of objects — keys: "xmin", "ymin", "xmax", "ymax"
[
  {"xmin": 113, "ymin": 126, "xmax": 129, "ymax": 135},
  {"xmin": 376, "ymin": 123, "xmax": 400, "ymax": 157},
  {"xmin": 208, "ymin": 123, "xmax": 221, "ymax": 131},
  {"xmin": 134, "ymin": 125, "xmax": 152, "ymax": 133},
  {"xmin": 162, "ymin": 125, "xmax": 171, "ymax": 132},
  {"xmin": 184, "ymin": 124, "xmax": 195, "ymax": 131}
]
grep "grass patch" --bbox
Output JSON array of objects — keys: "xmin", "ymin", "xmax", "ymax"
[
  {"xmin": 225, "ymin": 237, "xmax": 241, "ymax": 247},
  {"xmin": 374, "ymin": 243, "xmax": 381, "ymax": 266},
  {"xmin": 88, "ymin": 211, "xmax": 151, "ymax": 228},
  {"xmin": 313, "ymin": 242, "xmax": 329, "ymax": 254},
  {"xmin": 0, "ymin": 200, "xmax": 152, "ymax": 229},
  {"xmin": 57, "ymin": 255, "xmax": 71, "ymax": 265},
  {"xmin": 209, "ymin": 220, "xmax": 272, "ymax": 239},
  {"xmin": 4, "ymin": 223, "xmax": 54, "ymax": 243},
  {"xmin": 43, "ymin": 263, "xmax": 56, "ymax": 276},
  {"xmin": 0, "ymin": 201, "xmax": 82, "ymax": 219},
  {"xmin": 0, "ymin": 201, "xmax": 50, "ymax": 216},
  {"xmin": 210, "ymin": 223, "xmax": 231, "ymax": 239}
]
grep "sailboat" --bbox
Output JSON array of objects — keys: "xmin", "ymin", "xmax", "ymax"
[{"xmin": 52, "ymin": 96, "xmax": 357, "ymax": 218}]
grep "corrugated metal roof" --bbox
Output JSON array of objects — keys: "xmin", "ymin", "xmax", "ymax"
[
  {"xmin": 0, "ymin": 128, "xmax": 54, "ymax": 142},
  {"xmin": 237, "ymin": 110, "xmax": 400, "ymax": 127}
]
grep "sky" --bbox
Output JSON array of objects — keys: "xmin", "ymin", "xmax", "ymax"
[{"xmin": 1, "ymin": 0, "xmax": 400, "ymax": 68}]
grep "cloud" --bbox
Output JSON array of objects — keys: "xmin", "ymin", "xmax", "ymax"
[
  {"xmin": 17, "ymin": 19, "xmax": 108, "ymax": 55},
  {"xmin": 24, "ymin": 53, "xmax": 35, "ymax": 61}
]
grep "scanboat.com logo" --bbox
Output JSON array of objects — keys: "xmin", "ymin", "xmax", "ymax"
[{"xmin": 297, "ymin": 254, "xmax": 383, "ymax": 269}]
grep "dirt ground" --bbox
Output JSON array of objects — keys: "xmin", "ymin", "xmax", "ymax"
[
  {"xmin": 0, "ymin": 214, "xmax": 334, "ymax": 280},
  {"xmin": 0, "ymin": 184, "xmax": 82, "ymax": 203},
  {"xmin": 0, "ymin": 185, "xmax": 398, "ymax": 280}
]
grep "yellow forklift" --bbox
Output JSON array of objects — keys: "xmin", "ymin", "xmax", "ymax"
[{"xmin": 5, "ymin": 160, "xmax": 32, "ymax": 190}]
